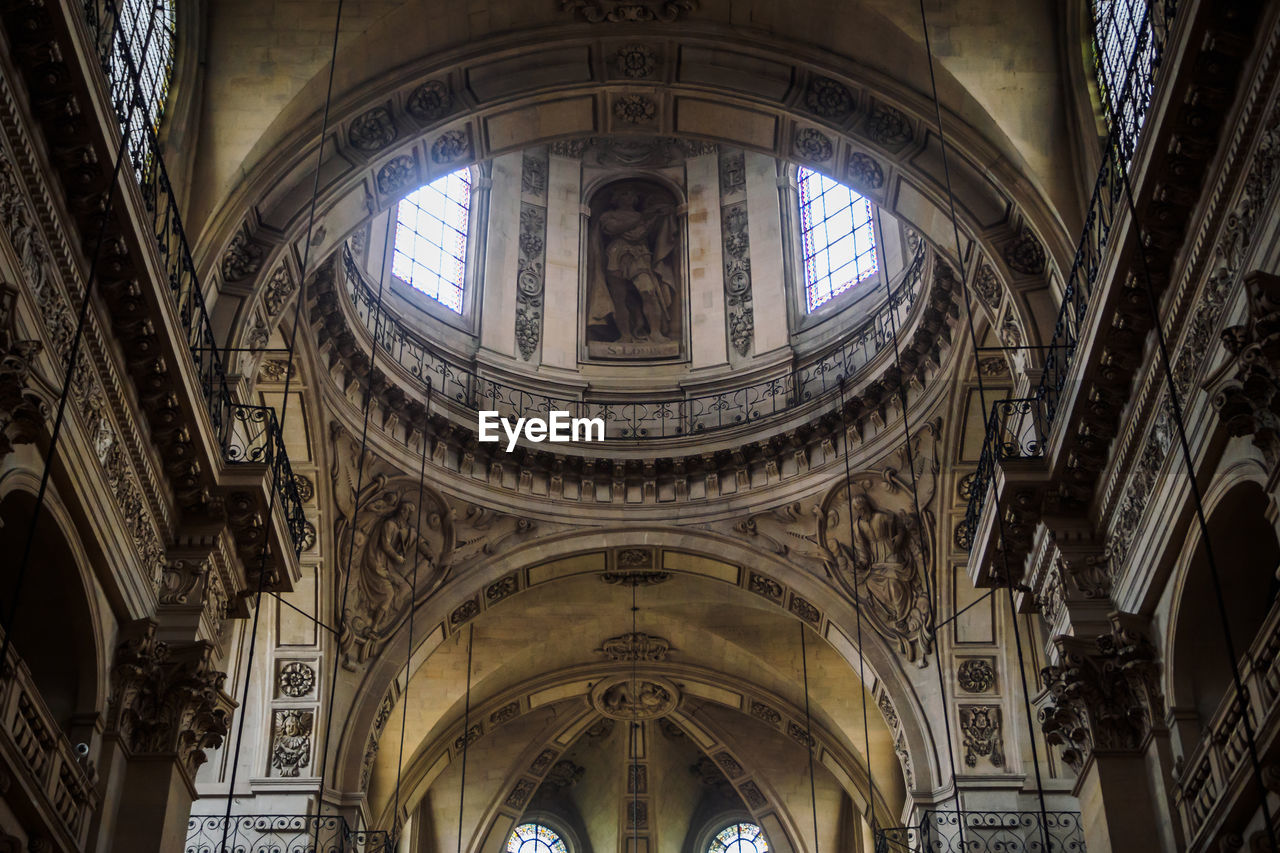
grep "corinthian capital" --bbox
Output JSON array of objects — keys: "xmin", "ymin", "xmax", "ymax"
[
  {"xmin": 106, "ymin": 620, "xmax": 234, "ymax": 778},
  {"xmin": 0, "ymin": 283, "xmax": 46, "ymax": 458},
  {"xmin": 1039, "ymin": 613, "xmax": 1165, "ymax": 774}
]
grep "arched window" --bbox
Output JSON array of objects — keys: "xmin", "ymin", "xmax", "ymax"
[
  {"xmin": 106, "ymin": 0, "xmax": 176, "ymax": 134},
  {"xmin": 392, "ymin": 167, "xmax": 473, "ymax": 313},
  {"xmin": 506, "ymin": 822, "xmax": 569, "ymax": 853},
  {"xmin": 708, "ymin": 823, "xmax": 769, "ymax": 853},
  {"xmin": 797, "ymin": 166, "xmax": 877, "ymax": 312},
  {"xmin": 1091, "ymin": 0, "xmax": 1156, "ymax": 157}
]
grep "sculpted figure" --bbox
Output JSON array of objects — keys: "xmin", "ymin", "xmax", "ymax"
[
  {"xmin": 356, "ymin": 498, "xmax": 434, "ymax": 634},
  {"xmin": 847, "ymin": 492, "xmax": 917, "ymax": 632},
  {"xmin": 588, "ymin": 186, "xmax": 678, "ymax": 344}
]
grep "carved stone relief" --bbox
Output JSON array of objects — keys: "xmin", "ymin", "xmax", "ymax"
[
  {"xmin": 615, "ymin": 44, "xmax": 657, "ymax": 79},
  {"xmin": 553, "ymin": 135, "xmax": 715, "ymax": 168},
  {"xmin": 1003, "ymin": 228, "xmax": 1046, "ymax": 276},
  {"xmin": 561, "ymin": 0, "xmax": 697, "ymax": 23},
  {"xmin": 0, "ymin": 282, "xmax": 44, "ymax": 459},
  {"xmin": 270, "ymin": 709, "xmax": 314, "ymax": 777},
  {"xmin": 348, "ymin": 106, "xmax": 398, "ymax": 153},
  {"xmin": 614, "ymin": 94, "xmax": 658, "ymax": 126},
  {"xmin": 865, "ymin": 102, "xmax": 913, "ymax": 148},
  {"xmin": 406, "ymin": 81, "xmax": 453, "ymax": 124},
  {"xmin": 431, "ymin": 130, "xmax": 472, "ymax": 165},
  {"xmin": 516, "ymin": 149, "xmax": 550, "ymax": 361},
  {"xmin": 590, "ymin": 676, "xmax": 679, "ymax": 720},
  {"xmin": 846, "ymin": 152, "xmax": 884, "ymax": 194},
  {"xmin": 805, "ymin": 77, "xmax": 855, "ymax": 120},
  {"xmin": 330, "ymin": 423, "xmax": 453, "ymax": 667},
  {"xmin": 585, "ymin": 177, "xmax": 684, "ymax": 360},
  {"xmin": 221, "ymin": 230, "xmax": 264, "ymax": 283},
  {"xmin": 792, "ymin": 127, "xmax": 835, "ymax": 164},
  {"xmin": 956, "ymin": 657, "xmax": 996, "ymax": 693},
  {"xmin": 816, "ymin": 421, "xmax": 943, "ymax": 664},
  {"xmin": 719, "ymin": 148, "xmax": 754, "ymax": 357},
  {"xmin": 959, "ymin": 706, "xmax": 1004, "ymax": 768},
  {"xmin": 595, "ymin": 632, "xmax": 672, "ymax": 661},
  {"xmin": 278, "ymin": 661, "xmax": 316, "ymax": 698}
]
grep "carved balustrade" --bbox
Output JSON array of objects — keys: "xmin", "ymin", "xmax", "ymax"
[
  {"xmin": 1172, "ymin": 599, "xmax": 1280, "ymax": 846},
  {"xmin": 0, "ymin": 637, "xmax": 98, "ymax": 850}
]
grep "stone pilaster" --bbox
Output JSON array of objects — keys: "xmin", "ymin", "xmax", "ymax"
[
  {"xmin": 1039, "ymin": 613, "xmax": 1181, "ymax": 852},
  {"xmin": 95, "ymin": 619, "xmax": 235, "ymax": 852}
]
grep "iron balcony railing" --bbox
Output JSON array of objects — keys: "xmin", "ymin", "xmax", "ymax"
[
  {"xmin": 958, "ymin": 0, "xmax": 1173, "ymax": 550},
  {"xmin": 341, "ymin": 240, "xmax": 928, "ymax": 441},
  {"xmin": 81, "ymin": 0, "xmax": 306, "ymax": 553},
  {"xmin": 185, "ymin": 815, "xmax": 392, "ymax": 853},
  {"xmin": 875, "ymin": 810, "xmax": 1086, "ymax": 853}
]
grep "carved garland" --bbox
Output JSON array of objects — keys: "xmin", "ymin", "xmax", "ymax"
[
  {"xmin": 515, "ymin": 150, "xmax": 549, "ymax": 361},
  {"xmin": 719, "ymin": 148, "xmax": 754, "ymax": 357}
]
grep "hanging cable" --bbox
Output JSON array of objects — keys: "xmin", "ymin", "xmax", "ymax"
[
  {"xmin": 631, "ymin": 573, "xmax": 640, "ymax": 853},
  {"xmin": 392, "ymin": 386, "xmax": 433, "ymax": 842},
  {"xmin": 2, "ymin": 0, "xmax": 164, "ymax": 677},
  {"xmin": 798, "ymin": 623, "xmax": 820, "ymax": 853},
  {"xmin": 836, "ymin": 379, "xmax": 882, "ymax": 835},
  {"xmin": 872, "ymin": 206, "xmax": 968, "ymax": 851},
  {"xmin": 914, "ymin": 2, "xmax": 1054, "ymax": 847},
  {"xmin": 457, "ymin": 623, "xmax": 475, "ymax": 853},
  {"xmin": 1116, "ymin": 153, "xmax": 1279, "ymax": 850},
  {"xmin": 216, "ymin": 0, "xmax": 345, "ymax": 845},
  {"xmin": 313, "ymin": 200, "xmax": 399, "ymax": 817}
]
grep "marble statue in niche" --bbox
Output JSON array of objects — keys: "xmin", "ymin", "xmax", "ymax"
[{"xmin": 585, "ymin": 178, "xmax": 684, "ymax": 360}]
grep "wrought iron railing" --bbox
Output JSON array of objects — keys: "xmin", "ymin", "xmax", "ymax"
[
  {"xmin": 185, "ymin": 815, "xmax": 393, "ymax": 853},
  {"xmin": 341, "ymin": 240, "xmax": 928, "ymax": 440},
  {"xmin": 875, "ymin": 810, "xmax": 1086, "ymax": 852},
  {"xmin": 958, "ymin": 0, "xmax": 1173, "ymax": 550},
  {"xmin": 80, "ymin": 0, "xmax": 306, "ymax": 553}
]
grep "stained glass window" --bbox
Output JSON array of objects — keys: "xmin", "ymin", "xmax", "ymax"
[
  {"xmin": 1091, "ymin": 0, "xmax": 1156, "ymax": 161},
  {"xmin": 797, "ymin": 166, "xmax": 878, "ymax": 312},
  {"xmin": 108, "ymin": 0, "xmax": 176, "ymax": 135},
  {"xmin": 392, "ymin": 168, "xmax": 472, "ymax": 313},
  {"xmin": 708, "ymin": 823, "xmax": 769, "ymax": 853},
  {"xmin": 506, "ymin": 823, "xmax": 569, "ymax": 853}
]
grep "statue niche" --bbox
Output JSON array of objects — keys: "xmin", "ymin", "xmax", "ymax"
[
  {"xmin": 330, "ymin": 423, "xmax": 453, "ymax": 669},
  {"xmin": 584, "ymin": 178, "xmax": 685, "ymax": 361}
]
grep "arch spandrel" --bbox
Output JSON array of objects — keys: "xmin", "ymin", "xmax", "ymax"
[{"xmin": 331, "ymin": 535, "xmax": 946, "ymax": 826}]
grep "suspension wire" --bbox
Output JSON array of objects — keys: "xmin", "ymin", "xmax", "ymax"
[
  {"xmin": 798, "ymin": 623, "xmax": 820, "ymax": 853},
  {"xmin": 836, "ymin": 380, "xmax": 882, "ymax": 835},
  {"xmin": 314, "ymin": 203, "xmax": 398, "ymax": 816},
  {"xmin": 456, "ymin": 623, "xmax": 475, "ymax": 853},
  {"xmin": 219, "ymin": 1, "xmax": 345, "ymax": 843},
  {"xmin": 264, "ymin": 591, "xmax": 341, "ymax": 636},
  {"xmin": 393, "ymin": 388, "xmax": 433, "ymax": 841},
  {"xmin": 872, "ymin": 207, "xmax": 967, "ymax": 850},
  {"xmin": 1, "ymin": 0, "xmax": 163, "ymax": 677},
  {"xmin": 915, "ymin": 1, "xmax": 1054, "ymax": 846},
  {"xmin": 1115, "ymin": 160, "xmax": 1280, "ymax": 850},
  {"xmin": 932, "ymin": 589, "xmax": 996, "ymax": 632}
]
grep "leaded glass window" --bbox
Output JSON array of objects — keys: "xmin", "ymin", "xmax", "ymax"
[
  {"xmin": 1092, "ymin": 0, "xmax": 1156, "ymax": 160},
  {"xmin": 708, "ymin": 823, "xmax": 769, "ymax": 853},
  {"xmin": 108, "ymin": 0, "xmax": 176, "ymax": 135},
  {"xmin": 797, "ymin": 166, "xmax": 878, "ymax": 312},
  {"xmin": 392, "ymin": 168, "xmax": 472, "ymax": 313},
  {"xmin": 506, "ymin": 823, "xmax": 569, "ymax": 853}
]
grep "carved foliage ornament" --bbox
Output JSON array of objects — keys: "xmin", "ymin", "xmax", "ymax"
[
  {"xmin": 348, "ymin": 106, "xmax": 398, "ymax": 153},
  {"xmin": 590, "ymin": 676, "xmax": 678, "ymax": 720},
  {"xmin": 516, "ymin": 196, "xmax": 547, "ymax": 361},
  {"xmin": 956, "ymin": 658, "xmax": 996, "ymax": 693},
  {"xmin": 106, "ymin": 620, "xmax": 231, "ymax": 776},
  {"xmin": 960, "ymin": 705, "xmax": 1004, "ymax": 767},
  {"xmin": 805, "ymin": 77, "xmax": 854, "ymax": 120},
  {"xmin": 278, "ymin": 661, "xmax": 316, "ymax": 698},
  {"xmin": 846, "ymin": 153, "xmax": 884, "ymax": 193},
  {"xmin": 406, "ymin": 80, "xmax": 453, "ymax": 124},
  {"xmin": 596, "ymin": 632, "xmax": 672, "ymax": 661},
  {"xmin": 793, "ymin": 127, "xmax": 834, "ymax": 163},
  {"xmin": 614, "ymin": 95, "xmax": 658, "ymax": 125},
  {"xmin": 0, "ymin": 282, "xmax": 44, "ymax": 459},
  {"xmin": 616, "ymin": 44, "xmax": 656, "ymax": 78},
  {"xmin": 1216, "ymin": 272, "xmax": 1280, "ymax": 469},
  {"xmin": 1039, "ymin": 616, "xmax": 1164, "ymax": 773},
  {"xmin": 561, "ymin": 0, "xmax": 697, "ymax": 23}
]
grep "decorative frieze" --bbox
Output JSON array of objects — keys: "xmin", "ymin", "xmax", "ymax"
[{"xmin": 719, "ymin": 148, "xmax": 754, "ymax": 357}]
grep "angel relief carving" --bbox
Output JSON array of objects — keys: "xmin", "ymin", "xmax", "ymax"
[
  {"xmin": 330, "ymin": 424, "xmax": 453, "ymax": 669},
  {"xmin": 818, "ymin": 422, "xmax": 942, "ymax": 665}
]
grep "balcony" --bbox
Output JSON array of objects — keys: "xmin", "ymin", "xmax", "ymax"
[
  {"xmin": 874, "ymin": 810, "xmax": 1085, "ymax": 853},
  {"xmin": 185, "ymin": 815, "xmax": 393, "ymax": 853},
  {"xmin": 0, "ymin": 0, "xmax": 307, "ymax": 590},
  {"xmin": 1172, "ymin": 600, "xmax": 1280, "ymax": 846},
  {"xmin": 959, "ymin": 0, "xmax": 1266, "ymax": 588},
  {"xmin": 0, "ymin": 640, "xmax": 98, "ymax": 851}
]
